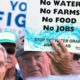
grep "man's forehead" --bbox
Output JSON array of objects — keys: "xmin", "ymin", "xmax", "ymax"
[
  {"xmin": 24, "ymin": 51, "xmax": 43, "ymax": 55},
  {"xmin": 21, "ymin": 51, "xmax": 46, "ymax": 57}
]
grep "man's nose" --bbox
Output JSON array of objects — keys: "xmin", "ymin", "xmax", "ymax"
[{"xmin": 31, "ymin": 57, "xmax": 37, "ymax": 66}]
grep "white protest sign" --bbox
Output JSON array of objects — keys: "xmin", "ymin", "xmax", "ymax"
[
  {"xmin": 24, "ymin": 0, "xmax": 80, "ymax": 53},
  {"xmin": 0, "ymin": 0, "xmax": 27, "ymax": 35}
]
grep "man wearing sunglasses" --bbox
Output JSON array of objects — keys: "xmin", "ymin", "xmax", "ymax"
[
  {"xmin": 70, "ymin": 53, "xmax": 80, "ymax": 74},
  {"xmin": 0, "ymin": 31, "xmax": 23, "ymax": 80}
]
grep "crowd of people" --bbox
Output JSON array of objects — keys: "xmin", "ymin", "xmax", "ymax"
[{"xmin": 0, "ymin": 31, "xmax": 80, "ymax": 80}]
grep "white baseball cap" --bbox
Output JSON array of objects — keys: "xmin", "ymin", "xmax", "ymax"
[{"xmin": 0, "ymin": 31, "xmax": 18, "ymax": 44}]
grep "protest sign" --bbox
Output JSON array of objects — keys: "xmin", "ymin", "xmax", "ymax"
[
  {"xmin": 0, "ymin": 0, "xmax": 27, "ymax": 35},
  {"xmin": 24, "ymin": 0, "xmax": 80, "ymax": 53}
]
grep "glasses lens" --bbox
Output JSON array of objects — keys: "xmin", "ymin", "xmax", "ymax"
[
  {"xmin": 1, "ymin": 43, "xmax": 16, "ymax": 54},
  {"xmin": 6, "ymin": 48, "xmax": 15, "ymax": 54},
  {"xmin": 73, "ymin": 54, "xmax": 80, "ymax": 60}
]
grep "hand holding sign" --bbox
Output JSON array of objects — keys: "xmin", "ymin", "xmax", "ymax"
[{"xmin": 47, "ymin": 39, "xmax": 74, "ymax": 74}]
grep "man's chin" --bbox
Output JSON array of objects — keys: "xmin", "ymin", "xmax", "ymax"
[
  {"xmin": 25, "ymin": 77, "xmax": 45, "ymax": 80},
  {"xmin": 28, "ymin": 71, "xmax": 43, "ymax": 77}
]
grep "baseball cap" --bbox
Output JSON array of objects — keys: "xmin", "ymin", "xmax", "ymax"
[
  {"xmin": 16, "ymin": 48, "xmax": 25, "ymax": 57},
  {"xmin": 0, "ymin": 31, "xmax": 18, "ymax": 44},
  {"xmin": 16, "ymin": 48, "xmax": 41, "ymax": 57}
]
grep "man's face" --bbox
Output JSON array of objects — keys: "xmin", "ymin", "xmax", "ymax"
[
  {"xmin": 0, "ymin": 50, "xmax": 7, "ymax": 80},
  {"xmin": 70, "ymin": 53, "xmax": 80, "ymax": 74},
  {"xmin": 18, "ymin": 51, "xmax": 51, "ymax": 78},
  {"xmin": 1, "ymin": 43, "xmax": 17, "ymax": 69}
]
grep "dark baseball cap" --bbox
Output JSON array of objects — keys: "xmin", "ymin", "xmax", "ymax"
[
  {"xmin": 16, "ymin": 48, "xmax": 42, "ymax": 57},
  {"xmin": 16, "ymin": 48, "xmax": 25, "ymax": 57}
]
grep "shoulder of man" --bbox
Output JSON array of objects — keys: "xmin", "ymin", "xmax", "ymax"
[{"xmin": 16, "ymin": 69, "xmax": 23, "ymax": 80}]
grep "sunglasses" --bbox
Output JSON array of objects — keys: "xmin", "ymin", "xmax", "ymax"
[
  {"xmin": 1, "ymin": 43, "xmax": 16, "ymax": 54},
  {"xmin": 73, "ymin": 54, "xmax": 80, "ymax": 61},
  {"xmin": 5, "ymin": 47, "xmax": 15, "ymax": 55}
]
